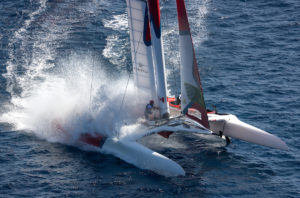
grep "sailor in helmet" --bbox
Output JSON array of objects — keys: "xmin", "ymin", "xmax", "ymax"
[{"xmin": 144, "ymin": 100, "xmax": 156, "ymax": 120}]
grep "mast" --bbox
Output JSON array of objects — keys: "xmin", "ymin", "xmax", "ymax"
[
  {"xmin": 176, "ymin": 0, "xmax": 209, "ymax": 128},
  {"xmin": 147, "ymin": 0, "xmax": 170, "ymax": 119}
]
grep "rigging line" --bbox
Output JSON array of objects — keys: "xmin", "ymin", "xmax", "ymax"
[{"xmin": 119, "ymin": 72, "xmax": 131, "ymax": 115}]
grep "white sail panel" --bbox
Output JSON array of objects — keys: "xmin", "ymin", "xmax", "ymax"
[{"xmin": 126, "ymin": 0, "xmax": 157, "ymax": 103}]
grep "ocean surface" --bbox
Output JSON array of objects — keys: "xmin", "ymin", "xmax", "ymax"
[{"xmin": 0, "ymin": 0, "xmax": 299, "ymax": 197}]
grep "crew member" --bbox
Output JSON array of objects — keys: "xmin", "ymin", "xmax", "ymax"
[{"xmin": 144, "ymin": 100, "xmax": 155, "ymax": 120}]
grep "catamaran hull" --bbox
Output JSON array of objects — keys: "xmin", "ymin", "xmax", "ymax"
[
  {"xmin": 101, "ymin": 138, "xmax": 185, "ymax": 177},
  {"xmin": 167, "ymin": 103, "xmax": 288, "ymax": 150},
  {"xmin": 208, "ymin": 114, "xmax": 288, "ymax": 150}
]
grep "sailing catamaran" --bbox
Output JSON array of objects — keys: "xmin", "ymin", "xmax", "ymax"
[
  {"xmin": 54, "ymin": 0, "xmax": 287, "ymax": 177},
  {"xmin": 127, "ymin": 0, "xmax": 287, "ymax": 150}
]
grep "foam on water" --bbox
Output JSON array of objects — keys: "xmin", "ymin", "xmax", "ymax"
[
  {"xmin": 103, "ymin": 14, "xmax": 128, "ymax": 31},
  {"xmin": 102, "ymin": 13, "xmax": 129, "ymax": 68}
]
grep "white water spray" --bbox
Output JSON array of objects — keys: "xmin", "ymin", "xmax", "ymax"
[{"xmin": 1, "ymin": 53, "xmax": 145, "ymax": 143}]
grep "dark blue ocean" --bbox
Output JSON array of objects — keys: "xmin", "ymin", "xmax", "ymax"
[{"xmin": 0, "ymin": 0, "xmax": 299, "ymax": 197}]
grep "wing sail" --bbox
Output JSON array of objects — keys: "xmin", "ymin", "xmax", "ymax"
[
  {"xmin": 127, "ymin": 0, "xmax": 157, "ymax": 103},
  {"xmin": 176, "ymin": 0, "xmax": 209, "ymax": 128}
]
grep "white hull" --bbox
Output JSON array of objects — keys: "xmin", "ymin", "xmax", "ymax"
[
  {"xmin": 101, "ymin": 138, "xmax": 185, "ymax": 177},
  {"xmin": 208, "ymin": 113, "xmax": 288, "ymax": 150}
]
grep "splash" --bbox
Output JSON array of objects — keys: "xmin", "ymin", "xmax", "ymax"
[{"xmin": 1, "ymin": 53, "xmax": 145, "ymax": 144}]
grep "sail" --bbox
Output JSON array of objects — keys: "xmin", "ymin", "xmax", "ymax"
[
  {"xmin": 126, "ymin": 0, "xmax": 157, "ymax": 103},
  {"xmin": 176, "ymin": 0, "xmax": 209, "ymax": 128},
  {"xmin": 147, "ymin": 0, "xmax": 170, "ymax": 118}
]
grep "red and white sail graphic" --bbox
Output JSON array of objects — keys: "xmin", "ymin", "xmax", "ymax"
[{"xmin": 176, "ymin": 0, "xmax": 209, "ymax": 128}]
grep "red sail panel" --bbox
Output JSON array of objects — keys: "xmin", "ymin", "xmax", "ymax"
[
  {"xmin": 147, "ymin": 0, "xmax": 161, "ymax": 38},
  {"xmin": 143, "ymin": 4, "xmax": 152, "ymax": 46},
  {"xmin": 176, "ymin": 0, "xmax": 190, "ymax": 33}
]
